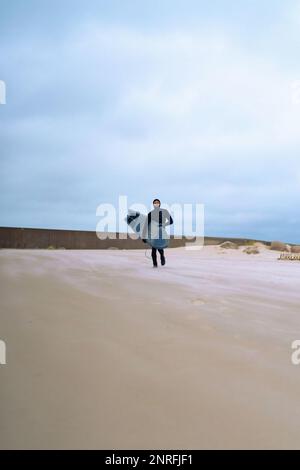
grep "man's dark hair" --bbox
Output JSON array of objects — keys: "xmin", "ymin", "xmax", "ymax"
[{"xmin": 153, "ymin": 198, "xmax": 161, "ymax": 204}]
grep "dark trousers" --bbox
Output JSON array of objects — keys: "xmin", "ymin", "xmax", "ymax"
[{"xmin": 151, "ymin": 248, "xmax": 165, "ymax": 266}]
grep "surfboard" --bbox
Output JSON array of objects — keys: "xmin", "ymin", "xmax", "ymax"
[{"xmin": 125, "ymin": 210, "xmax": 170, "ymax": 249}]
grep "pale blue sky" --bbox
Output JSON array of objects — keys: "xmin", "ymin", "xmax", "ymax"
[{"xmin": 1, "ymin": 0, "xmax": 300, "ymax": 242}]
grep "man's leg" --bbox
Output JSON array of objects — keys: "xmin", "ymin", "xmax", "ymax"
[
  {"xmin": 151, "ymin": 248, "xmax": 158, "ymax": 267},
  {"xmin": 158, "ymin": 249, "xmax": 165, "ymax": 265}
]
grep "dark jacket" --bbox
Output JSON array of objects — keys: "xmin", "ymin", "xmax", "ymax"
[{"xmin": 142, "ymin": 207, "xmax": 173, "ymax": 240}]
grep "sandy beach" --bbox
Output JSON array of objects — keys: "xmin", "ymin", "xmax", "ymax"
[{"xmin": 1, "ymin": 245, "xmax": 300, "ymax": 449}]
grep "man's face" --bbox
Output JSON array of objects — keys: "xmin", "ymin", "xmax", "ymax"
[{"xmin": 153, "ymin": 201, "xmax": 160, "ymax": 208}]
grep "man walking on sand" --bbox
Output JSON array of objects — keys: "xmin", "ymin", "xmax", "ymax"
[{"xmin": 142, "ymin": 199, "xmax": 173, "ymax": 268}]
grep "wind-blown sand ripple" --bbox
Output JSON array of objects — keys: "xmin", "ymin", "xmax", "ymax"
[{"xmin": 0, "ymin": 246, "xmax": 300, "ymax": 449}]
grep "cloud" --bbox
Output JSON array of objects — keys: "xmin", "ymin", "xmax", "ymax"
[{"xmin": 1, "ymin": 11, "xmax": 300, "ymax": 242}]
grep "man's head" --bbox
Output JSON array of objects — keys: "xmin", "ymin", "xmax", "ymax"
[{"xmin": 153, "ymin": 198, "xmax": 161, "ymax": 208}]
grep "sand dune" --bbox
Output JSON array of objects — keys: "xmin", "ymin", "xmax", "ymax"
[{"xmin": 1, "ymin": 245, "xmax": 300, "ymax": 449}]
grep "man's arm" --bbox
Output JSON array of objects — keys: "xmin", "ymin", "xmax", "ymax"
[
  {"xmin": 164, "ymin": 210, "xmax": 173, "ymax": 226},
  {"xmin": 141, "ymin": 211, "xmax": 152, "ymax": 239}
]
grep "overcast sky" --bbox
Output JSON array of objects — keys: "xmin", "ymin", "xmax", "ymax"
[{"xmin": 1, "ymin": 0, "xmax": 300, "ymax": 242}]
